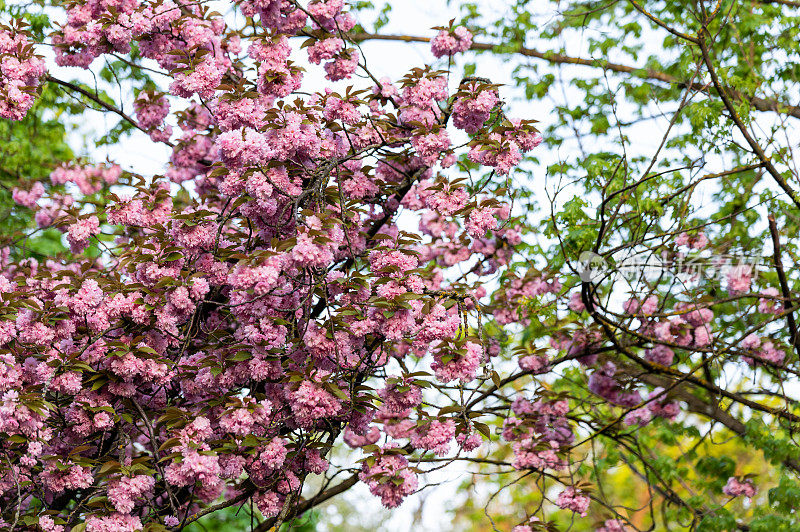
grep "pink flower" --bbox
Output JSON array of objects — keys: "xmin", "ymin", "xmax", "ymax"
[
  {"xmin": 426, "ymin": 185, "xmax": 469, "ymax": 216},
  {"xmin": 108, "ymin": 475, "xmax": 156, "ymax": 514},
  {"xmin": 596, "ymin": 519, "xmax": 630, "ymax": 532},
  {"xmin": 66, "ymin": 215, "xmax": 100, "ymax": 253},
  {"xmin": 360, "ymin": 446, "xmax": 419, "ymax": 508},
  {"xmin": 723, "ymin": 476, "xmax": 756, "ymax": 498},
  {"xmin": 623, "ymin": 295, "xmax": 658, "ymax": 316},
  {"xmin": 758, "ymin": 287, "xmax": 782, "ymax": 314},
  {"xmin": 645, "ymin": 345, "xmax": 674, "ymax": 366},
  {"xmin": 411, "ymin": 128, "xmax": 450, "ymax": 164},
  {"xmin": 307, "ymin": 38, "xmax": 344, "ymax": 64},
  {"xmin": 410, "ymin": 419, "xmax": 456, "ymax": 455},
  {"xmin": 555, "ymin": 487, "xmax": 591, "ymax": 516},
  {"xmin": 466, "ymin": 206, "xmax": 498, "ymax": 236},
  {"xmin": 431, "ymin": 27, "xmax": 473, "ymax": 57},
  {"xmin": 86, "ymin": 513, "xmax": 142, "ymax": 532},
  {"xmin": 0, "ymin": 28, "xmax": 46, "ymax": 120},
  {"xmin": 568, "ymin": 292, "xmax": 586, "ymax": 313},
  {"xmin": 431, "ymin": 342, "xmax": 483, "ymax": 383},
  {"xmin": 452, "ymin": 82, "xmax": 498, "ymax": 133},
  {"xmin": 727, "ymin": 264, "xmax": 752, "ymax": 294},
  {"xmin": 324, "ymin": 49, "xmax": 359, "ymax": 81},
  {"xmin": 12, "ymin": 182, "xmax": 44, "ymax": 208},
  {"xmin": 169, "ymin": 55, "xmax": 227, "ymax": 99},
  {"xmin": 290, "ymin": 381, "xmax": 343, "ymax": 427}
]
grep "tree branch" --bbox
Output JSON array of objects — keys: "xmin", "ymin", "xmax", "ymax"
[
  {"xmin": 768, "ymin": 214, "xmax": 799, "ymax": 358},
  {"xmin": 348, "ymin": 32, "xmax": 800, "ymax": 121},
  {"xmin": 698, "ymin": 35, "xmax": 800, "ymax": 210},
  {"xmin": 45, "ymin": 75, "xmax": 175, "ymax": 148},
  {"xmin": 253, "ymin": 473, "xmax": 360, "ymax": 532}
]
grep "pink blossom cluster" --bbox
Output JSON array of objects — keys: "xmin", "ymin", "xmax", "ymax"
[
  {"xmin": 758, "ymin": 287, "xmax": 783, "ymax": 314},
  {"xmin": 596, "ymin": 519, "xmax": 630, "ymax": 532},
  {"xmin": 722, "ymin": 476, "xmax": 756, "ymax": 498},
  {"xmin": 107, "ymin": 475, "xmax": 156, "ymax": 514},
  {"xmin": 66, "ymin": 215, "xmax": 100, "ymax": 253},
  {"xmin": 307, "ymin": 37, "xmax": 344, "ymax": 64},
  {"xmin": 452, "ymin": 82, "xmax": 498, "ymax": 133},
  {"xmin": 675, "ymin": 231, "xmax": 709, "ymax": 249},
  {"xmin": 359, "ymin": 446, "xmax": 419, "ymax": 508},
  {"xmin": 503, "ymin": 398, "xmax": 573, "ymax": 471},
  {"xmin": 588, "ymin": 362, "xmax": 642, "ymax": 407},
  {"xmin": 466, "ymin": 205, "xmax": 499, "ymax": 236},
  {"xmin": 548, "ymin": 328, "xmax": 602, "ymax": 366},
  {"xmin": 494, "ymin": 272, "xmax": 562, "ymax": 325},
  {"xmin": 741, "ymin": 334, "xmax": 786, "ymax": 367},
  {"xmin": 646, "ymin": 302, "xmax": 715, "ymax": 349},
  {"xmin": 512, "ymin": 516, "xmax": 542, "ymax": 532},
  {"xmin": 11, "ymin": 181, "xmax": 44, "ymax": 208},
  {"xmin": 409, "ymin": 418, "xmax": 456, "ymax": 455},
  {"xmin": 468, "ymin": 119, "xmax": 543, "ymax": 175},
  {"xmin": 431, "ymin": 26, "xmax": 473, "ymax": 58},
  {"xmin": 624, "ymin": 387, "xmax": 680, "ymax": 426},
  {"xmin": 431, "ymin": 341, "xmax": 483, "ymax": 382},
  {"xmin": 134, "ymin": 90, "xmax": 172, "ymax": 142},
  {"xmin": 555, "ymin": 487, "xmax": 591, "ymax": 516},
  {"xmin": 0, "ymin": 27, "xmax": 46, "ymax": 120},
  {"xmin": 622, "ymin": 294, "xmax": 658, "ymax": 315},
  {"xmin": 726, "ymin": 264, "xmax": 753, "ymax": 294},
  {"xmin": 645, "ymin": 344, "xmax": 675, "ymax": 366},
  {"xmin": 51, "ymin": 163, "xmax": 121, "ymax": 195}
]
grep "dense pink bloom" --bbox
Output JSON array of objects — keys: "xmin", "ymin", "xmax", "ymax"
[
  {"xmin": 86, "ymin": 513, "xmax": 142, "ymax": 532},
  {"xmin": 452, "ymin": 83, "xmax": 498, "ymax": 133},
  {"xmin": 170, "ymin": 56, "xmax": 228, "ymax": 99},
  {"xmin": 51, "ymin": 163, "xmax": 121, "ymax": 194},
  {"xmin": 466, "ymin": 206, "xmax": 498, "ymax": 236},
  {"xmin": 758, "ymin": 287, "xmax": 782, "ymax": 314},
  {"xmin": 360, "ymin": 447, "xmax": 419, "ymax": 508},
  {"xmin": 623, "ymin": 295, "xmax": 658, "ymax": 315},
  {"xmin": 410, "ymin": 418, "xmax": 456, "ymax": 455},
  {"xmin": 568, "ymin": 292, "xmax": 586, "ymax": 312},
  {"xmin": 555, "ymin": 487, "xmax": 591, "ymax": 516},
  {"xmin": 66, "ymin": 215, "xmax": 100, "ymax": 253},
  {"xmin": 519, "ymin": 353, "xmax": 549, "ymax": 373},
  {"xmin": 12, "ymin": 182, "xmax": 44, "ymax": 208},
  {"xmin": 290, "ymin": 381, "xmax": 343, "ymax": 427},
  {"xmin": 431, "ymin": 27, "xmax": 473, "ymax": 57},
  {"xmin": 468, "ymin": 124, "xmax": 541, "ymax": 175},
  {"xmin": 411, "ymin": 128, "xmax": 450, "ymax": 164},
  {"xmin": 743, "ymin": 340, "xmax": 785, "ymax": 366},
  {"xmin": 431, "ymin": 342, "xmax": 483, "ymax": 382},
  {"xmin": 723, "ymin": 476, "xmax": 756, "ymax": 498},
  {"xmin": 727, "ymin": 264, "xmax": 753, "ymax": 294},
  {"xmin": 379, "ymin": 378, "xmax": 422, "ymax": 412},
  {"xmin": 108, "ymin": 475, "xmax": 155, "ymax": 514},
  {"xmin": 0, "ymin": 28, "xmax": 46, "ymax": 120},
  {"xmin": 324, "ymin": 49, "xmax": 359, "ymax": 81},
  {"xmin": 596, "ymin": 519, "xmax": 630, "ymax": 532},
  {"xmin": 645, "ymin": 345, "xmax": 674, "ymax": 366},
  {"xmin": 588, "ymin": 362, "xmax": 641, "ymax": 407},
  {"xmin": 134, "ymin": 90, "xmax": 172, "ymax": 141},
  {"xmin": 307, "ymin": 38, "xmax": 344, "ymax": 64},
  {"xmin": 426, "ymin": 185, "xmax": 469, "ymax": 216}
]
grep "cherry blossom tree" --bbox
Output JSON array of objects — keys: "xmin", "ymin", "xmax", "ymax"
[
  {"xmin": 2, "ymin": 0, "xmax": 800, "ymax": 531},
  {"xmin": 0, "ymin": 1, "xmax": 542, "ymax": 530}
]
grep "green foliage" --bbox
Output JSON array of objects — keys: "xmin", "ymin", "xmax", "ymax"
[{"xmin": 0, "ymin": 84, "xmax": 73, "ymax": 256}]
